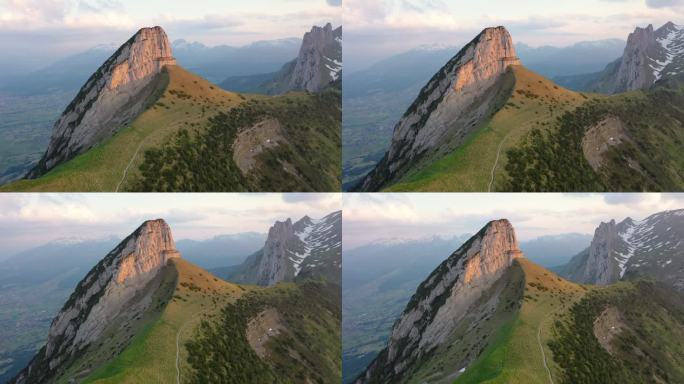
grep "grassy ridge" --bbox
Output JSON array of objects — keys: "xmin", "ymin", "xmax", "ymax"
[
  {"xmin": 131, "ymin": 89, "xmax": 341, "ymax": 192},
  {"xmin": 185, "ymin": 281, "xmax": 341, "ymax": 383},
  {"xmin": 77, "ymin": 259, "xmax": 246, "ymax": 384},
  {"xmin": 505, "ymin": 85, "xmax": 684, "ymax": 191},
  {"xmin": 549, "ymin": 281, "xmax": 684, "ymax": 383},
  {"xmin": 454, "ymin": 258, "xmax": 587, "ymax": 384}
]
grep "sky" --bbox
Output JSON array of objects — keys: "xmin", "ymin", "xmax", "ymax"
[
  {"xmin": 0, "ymin": 0, "xmax": 341, "ymax": 72},
  {"xmin": 343, "ymin": 193, "xmax": 684, "ymax": 249},
  {"xmin": 0, "ymin": 193, "xmax": 341, "ymax": 257},
  {"xmin": 344, "ymin": 0, "xmax": 684, "ymax": 72}
]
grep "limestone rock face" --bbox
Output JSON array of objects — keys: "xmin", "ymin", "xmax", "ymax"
[
  {"xmin": 356, "ymin": 219, "xmax": 522, "ymax": 383},
  {"xmin": 288, "ymin": 23, "xmax": 342, "ymax": 92},
  {"xmin": 256, "ymin": 218, "xmax": 296, "ymax": 285},
  {"xmin": 593, "ymin": 22, "xmax": 684, "ymax": 93},
  {"xmin": 27, "ymin": 26, "xmax": 176, "ymax": 178},
  {"xmin": 356, "ymin": 27, "xmax": 519, "ymax": 191},
  {"xmin": 11, "ymin": 219, "xmax": 179, "ymax": 384},
  {"xmin": 229, "ymin": 211, "xmax": 342, "ymax": 286},
  {"xmin": 562, "ymin": 209, "xmax": 684, "ymax": 291},
  {"xmin": 264, "ymin": 23, "xmax": 342, "ymax": 95}
]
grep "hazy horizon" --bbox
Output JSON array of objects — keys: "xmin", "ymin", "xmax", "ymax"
[
  {"xmin": 0, "ymin": 193, "xmax": 340, "ymax": 256},
  {"xmin": 342, "ymin": 193, "xmax": 684, "ymax": 249},
  {"xmin": 344, "ymin": 0, "xmax": 684, "ymax": 72},
  {"xmin": 0, "ymin": 0, "xmax": 341, "ymax": 75}
]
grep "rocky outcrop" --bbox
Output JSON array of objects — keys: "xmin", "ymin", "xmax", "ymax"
[
  {"xmin": 356, "ymin": 219, "xmax": 523, "ymax": 383},
  {"xmin": 287, "ymin": 23, "xmax": 342, "ymax": 92},
  {"xmin": 591, "ymin": 22, "xmax": 684, "ymax": 93},
  {"xmin": 11, "ymin": 219, "xmax": 179, "ymax": 384},
  {"xmin": 356, "ymin": 27, "xmax": 520, "ymax": 191},
  {"xmin": 218, "ymin": 23, "xmax": 341, "ymax": 95},
  {"xmin": 227, "ymin": 211, "xmax": 342, "ymax": 286},
  {"xmin": 563, "ymin": 219, "xmax": 626, "ymax": 285},
  {"xmin": 27, "ymin": 26, "xmax": 176, "ymax": 178},
  {"xmin": 251, "ymin": 23, "xmax": 341, "ymax": 95},
  {"xmin": 561, "ymin": 209, "xmax": 684, "ymax": 291}
]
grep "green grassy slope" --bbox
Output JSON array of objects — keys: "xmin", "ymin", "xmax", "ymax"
[
  {"xmin": 549, "ymin": 280, "xmax": 684, "ymax": 383},
  {"xmin": 184, "ymin": 280, "xmax": 341, "ymax": 383},
  {"xmin": 130, "ymin": 89, "xmax": 341, "ymax": 192},
  {"xmin": 451, "ymin": 258, "xmax": 587, "ymax": 384},
  {"xmin": 385, "ymin": 66, "xmax": 596, "ymax": 192},
  {"xmin": 505, "ymin": 82, "xmax": 684, "ymax": 191}
]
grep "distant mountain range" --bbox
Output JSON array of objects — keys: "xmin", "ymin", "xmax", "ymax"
[
  {"xmin": 172, "ymin": 37, "xmax": 301, "ymax": 84},
  {"xmin": 0, "ymin": 38, "xmax": 301, "ymax": 95}
]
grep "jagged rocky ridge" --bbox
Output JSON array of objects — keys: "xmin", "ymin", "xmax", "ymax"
[
  {"xmin": 10, "ymin": 219, "xmax": 179, "ymax": 384},
  {"xmin": 285, "ymin": 23, "xmax": 342, "ymax": 92},
  {"xmin": 220, "ymin": 23, "xmax": 342, "ymax": 94},
  {"xmin": 561, "ymin": 209, "xmax": 684, "ymax": 291},
  {"xmin": 228, "ymin": 211, "xmax": 341, "ymax": 286},
  {"xmin": 356, "ymin": 219, "xmax": 523, "ymax": 383},
  {"xmin": 581, "ymin": 22, "xmax": 684, "ymax": 93},
  {"xmin": 355, "ymin": 27, "xmax": 520, "ymax": 191},
  {"xmin": 27, "ymin": 26, "xmax": 176, "ymax": 178}
]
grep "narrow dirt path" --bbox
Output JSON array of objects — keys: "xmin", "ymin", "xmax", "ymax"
[
  {"xmin": 115, "ymin": 137, "xmax": 147, "ymax": 192},
  {"xmin": 176, "ymin": 317, "xmax": 196, "ymax": 384},
  {"xmin": 487, "ymin": 131, "xmax": 513, "ymax": 192},
  {"xmin": 114, "ymin": 112, "xmax": 204, "ymax": 192},
  {"xmin": 537, "ymin": 312, "xmax": 555, "ymax": 384}
]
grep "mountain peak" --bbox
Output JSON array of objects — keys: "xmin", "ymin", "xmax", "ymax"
[
  {"xmin": 357, "ymin": 219, "xmax": 522, "ymax": 383},
  {"xmin": 285, "ymin": 23, "xmax": 342, "ymax": 92},
  {"xmin": 356, "ymin": 26, "xmax": 520, "ymax": 191},
  {"xmin": 11, "ymin": 219, "xmax": 181, "ymax": 383},
  {"xmin": 562, "ymin": 208, "xmax": 684, "ymax": 290},
  {"xmin": 26, "ymin": 26, "xmax": 176, "ymax": 178},
  {"xmin": 228, "ymin": 211, "xmax": 342, "ymax": 287},
  {"xmin": 592, "ymin": 21, "xmax": 684, "ymax": 93}
]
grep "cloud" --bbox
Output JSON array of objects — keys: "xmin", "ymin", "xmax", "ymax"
[
  {"xmin": 162, "ymin": 14, "xmax": 243, "ymax": 32},
  {"xmin": 281, "ymin": 193, "xmax": 329, "ymax": 203},
  {"xmin": 602, "ymin": 193, "xmax": 651, "ymax": 205},
  {"xmin": 78, "ymin": 0, "xmax": 124, "ymax": 13},
  {"xmin": 326, "ymin": 0, "xmax": 342, "ymax": 6},
  {"xmin": 646, "ymin": 0, "xmax": 684, "ymax": 8}
]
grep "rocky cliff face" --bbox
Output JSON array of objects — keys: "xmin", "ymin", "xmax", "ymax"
[
  {"xmin": 562, "ymin": 209, "xmax": 684, "ymax": 291},
  {"xmin": 356, "ymin": 219, "xmax": 522, "ymax": 383},
  {"xmin": 289, "ymin": 23, "xmax": 342, "ymax": 91},
  {"xmin": 265, "ymin": 23, "xmax": 342, "ymax": 95},
  {"xmin": 27, "ymin": 26, "xmax": 176, "ymax": 178},
  {"xmin": 356, "ymin": 27, "xmax": 519, "ymax": 191},
  {"xmin": 231, "ymin": 211, "xmax": 342, "ymax": 286},
  {"xmin": 593, "ymin": 22, "xmax": 684, "ymax": 93},
  {"xmin": 11, "ymin": 219, "xmax": 179, "ymax": 384}
]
